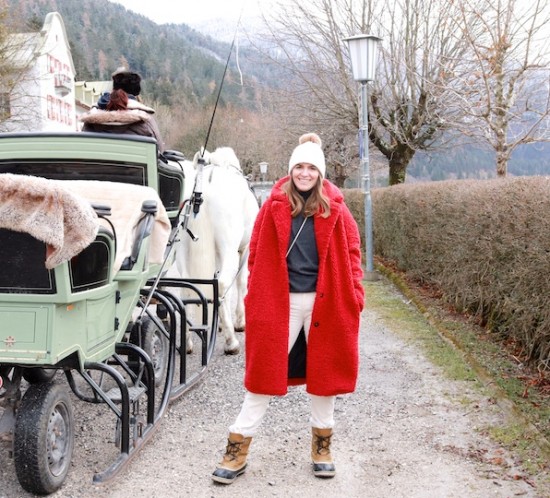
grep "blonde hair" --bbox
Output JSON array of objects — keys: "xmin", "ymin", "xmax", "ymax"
[{"xmin": 281, "ymin": 177, "xmax": 331, "ymax": 218}]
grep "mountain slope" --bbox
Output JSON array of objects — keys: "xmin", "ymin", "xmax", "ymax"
[{"xmin": 6, "ymin": 0, "xmax": 274, "ymax": 107}]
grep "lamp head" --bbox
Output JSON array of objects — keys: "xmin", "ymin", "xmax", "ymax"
[{"xmin": 343, "ymin": 34, "xmax": 382, "ymax": 82}]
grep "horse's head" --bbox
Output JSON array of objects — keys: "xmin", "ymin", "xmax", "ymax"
[{"xmin": 208, "ymin": 147, "xmax": 242, "ymax": 172}]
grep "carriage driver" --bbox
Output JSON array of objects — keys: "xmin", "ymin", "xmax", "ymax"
[{"xmin": 80, "ymin": 67, "xmax": 165, "ymax": 153}]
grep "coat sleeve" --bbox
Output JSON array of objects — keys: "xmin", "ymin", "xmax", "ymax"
[
  {"xmin": 343, "ymin": 205, "xmax": 365, "ymax": 310},
  {"xmin": 146, "ymin": 116, "xmax": 165, "ymax": 153}
]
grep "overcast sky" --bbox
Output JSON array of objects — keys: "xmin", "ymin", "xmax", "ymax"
[{"xmin": 110, "ymin": 0, "xmax": 263, "ymax": 25}]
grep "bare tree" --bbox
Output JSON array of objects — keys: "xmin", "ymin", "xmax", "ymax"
[
  {"xmin": 0, "ymin": 7, "xmax": 42, "ymax": 131},
  {"xmin": 452, "ymin": 0, "xmax": 550, "ymax": 177},
  {"xmin": 160, "ymin": 99, "xmax": 286, "ymax": 179},
  {"xmin": 367, "ymin": 0, "xmax": 478, "ymax": 184},
  {"xmin": 252, "ymin": 1, "xmax": 353, "ymax": 185},
  {"xmin": 258, "ymin": 0, "xmax": 474, "ymax": 185}
]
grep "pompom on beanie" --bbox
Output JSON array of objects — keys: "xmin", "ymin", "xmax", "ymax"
[{"xmin": 288, "ymin": 132, "xmax": 326, "ymax": 178}]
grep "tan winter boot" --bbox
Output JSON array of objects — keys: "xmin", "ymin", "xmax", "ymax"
[
  {"xmin": 311, "ymin": 427, "xmax": 336, "ymax": 478},
  {"xmin": 212, "ymin": 432, "xmax": 252, "ymax": 484}
]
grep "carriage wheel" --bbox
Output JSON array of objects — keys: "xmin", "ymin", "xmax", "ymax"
[
  {"xmin": 130, "ymin": 317, "xmax": 169, "ymax": 388},
  {"xmin": 13, "ymin": 382, "xmax": 74, "ymax": 495},
  {"xmin": 22, "ymin": 367, "xmax": 56, "ymax": 384}
]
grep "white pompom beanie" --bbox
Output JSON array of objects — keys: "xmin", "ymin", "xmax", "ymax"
[{"xmin": 288, "ymin": 132, "xmax": 326, "ymax": 178}]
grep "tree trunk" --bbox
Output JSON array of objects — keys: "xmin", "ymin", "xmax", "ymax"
[
  {"xmin": 388, "ymin": 146, "xmax": 416, "ymax": 185},
  {"xmin": 389, "ymin": 161, "xmax": 407, "ymax": 185},
  {"xmin": 496, "ymin": 147, "xmax": 509, "ymax": 177},
  {"xmin": 331, "ymin": 160, "xmax": 347, "ymax": 188}
]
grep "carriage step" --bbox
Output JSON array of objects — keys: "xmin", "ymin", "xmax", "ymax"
[
  {"xmin": 189, "ymin": 326, "xmax": 208, "ymax": 333},
  {"xmin": 105, "ymin": 385, "xmax": 146, "ymax": 403}
]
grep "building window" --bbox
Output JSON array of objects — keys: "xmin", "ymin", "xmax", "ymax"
[{"xmin": 0, "ymin": 93, "xmax": 11, "ymax": 120}]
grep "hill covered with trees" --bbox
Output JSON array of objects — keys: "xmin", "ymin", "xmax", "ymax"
[{"xmin": 7, "ymin": 0, "xmax": 279, "ymax": 109}]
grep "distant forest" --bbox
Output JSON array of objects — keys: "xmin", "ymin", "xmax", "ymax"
[
  {"xmin": 408, "ymin": 142, "xmax": 550, "ymax": 183},
  {"xmin": 7, "ymin": 0, "xmax": 279, "ymax": 109}
]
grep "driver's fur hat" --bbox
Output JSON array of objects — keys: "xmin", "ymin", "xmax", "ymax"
[{"xmin": 111, "ymin": 67, "xmax": 142, "ymax": 96}]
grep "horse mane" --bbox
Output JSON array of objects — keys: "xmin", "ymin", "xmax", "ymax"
[{"xmin": 208, "ymin": 147, "xmax": 241, "ymax": 171}]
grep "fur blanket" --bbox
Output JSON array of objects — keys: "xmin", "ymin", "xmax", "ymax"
[
  {"xmin": 56, "ymin": 180, "xmax": 171, "ymax": 272},
  {"xmin": 0, "ymin": 173, "xmax": 99, "ymax": 269}
]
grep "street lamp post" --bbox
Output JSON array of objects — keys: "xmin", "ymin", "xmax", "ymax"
[
  {"xmin": 259, "ymin": 161, "xmax": 268, "ymax": 205},
  {"xmin": 259, "ymin": 161, "xmax": 268, "ymax": 183},
  {"xmin": 344, "ymin": 34, "xmax": 381, "ymax": 280}
]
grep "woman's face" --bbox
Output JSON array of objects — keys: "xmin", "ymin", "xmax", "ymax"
[{"xmin": 291, "ymin": 163, "xmax": 320, "ymax": 192}]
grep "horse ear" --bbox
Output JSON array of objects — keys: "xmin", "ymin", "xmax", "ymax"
[{"xmin": 193, "ymin": 148, "xmax": 210, "ymax": 166}]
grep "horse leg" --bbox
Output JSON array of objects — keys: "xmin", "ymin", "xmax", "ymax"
[
  {"xmin": 217, "ymin": 252, "xmax": 241, "ymax": 355},
  {"xmin": 182, "ymin": 305, "xmax": 197, "ymax": 354},
  {"xmin": 233, "ymin": 250, "xmax": 248, "ymax": 332},
  {"xmin": 218, "ymin": 292, "xmax": 239, "ymax": 354},
  {"xmin": 172, "ymin": 242, "xmax": 195, "ymax": 354}
]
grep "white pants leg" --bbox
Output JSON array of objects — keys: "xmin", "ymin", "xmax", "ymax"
[
  {"xmin": 310, "ymin": 394, "xmax": 335, "ymax": 429},
  {"xmin": 229, "ymin": 292, "xmax": 335, "ymax": 436},
  {"xmin": 288, "ymin": 292, "xmax": 315, "ymax": 352},
  {"xmin": 290, "ymin": 293, "xmax": 335, "ymax": 428},
  {"xmin": 229, "ymin": 391, "xmax": 271, "ymax": 437}
]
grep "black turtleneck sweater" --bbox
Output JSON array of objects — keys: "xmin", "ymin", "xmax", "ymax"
[{"xmin": 287, "ymin": 191, "xmax": 319, "ymax": 292}]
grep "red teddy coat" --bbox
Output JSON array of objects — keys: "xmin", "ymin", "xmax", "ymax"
[{"xmin": 244, "ymin": 176, "xmax": 364, "ymax": 396}]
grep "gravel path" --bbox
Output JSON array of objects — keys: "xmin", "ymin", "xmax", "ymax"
[{"xmin": 1, "ymin": 281, "xmax": 545, "ymax": 497}]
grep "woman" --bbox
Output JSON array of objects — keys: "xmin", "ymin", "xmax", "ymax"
[
  {"xmin": 212, "ymin": 132, "xmax": 364, "ymax": 484},
  {"xmin": 80, "ymin": 88, "xmax": 165, "ymax": 153}
]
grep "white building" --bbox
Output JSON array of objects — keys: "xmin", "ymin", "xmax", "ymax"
[
  {"xmin": 74, "ymin": 80, "xmax": 112, "ymax": 123},
  {"xmin": 1, "ymin": 12, "xmax": 77, "ymax": 132}
]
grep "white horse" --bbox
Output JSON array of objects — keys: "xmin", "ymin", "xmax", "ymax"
[{"xmin": 175, "ymin": 147, "xmax": 259, "ymax": 354}]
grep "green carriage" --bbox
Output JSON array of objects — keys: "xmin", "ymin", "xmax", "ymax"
[{"xmin": 0, "ymin": 133, "xmax": 218, "ymax": 495}]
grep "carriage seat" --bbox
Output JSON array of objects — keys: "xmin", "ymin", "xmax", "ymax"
[
  {"xmin": 56, "ymin": 180, "xmax": 171, "ymax": 273},
  {"xmin": 0, "ymin": 174, "xmax": 171, "ymax": 275}
]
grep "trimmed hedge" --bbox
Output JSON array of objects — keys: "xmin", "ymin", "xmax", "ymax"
[{"xmin": 352, "ymin": 177, "xmax": 550, "ymax": 369}]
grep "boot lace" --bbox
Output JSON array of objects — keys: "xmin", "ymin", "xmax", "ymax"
[
  {"xmin": 224, "ymin": 440, "xmax": 243, "ymax": 461},
  {"xmin": 314, "ymin": 434, "xmax": 332, "ymax": 456}
]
